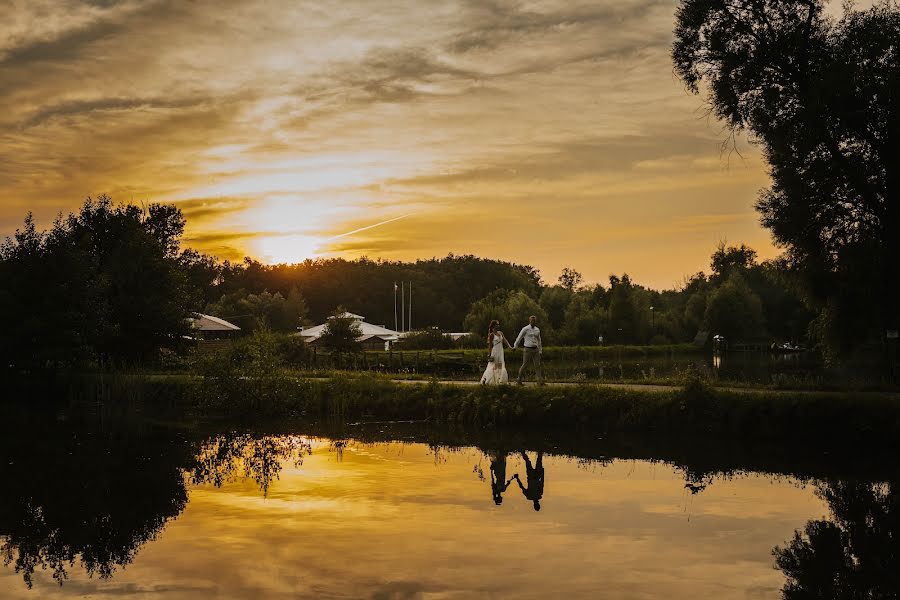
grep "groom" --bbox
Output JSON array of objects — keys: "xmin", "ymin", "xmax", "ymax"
[{"xmin": 513, "ymin": 315, "xmax": 544, "ymax": 385}]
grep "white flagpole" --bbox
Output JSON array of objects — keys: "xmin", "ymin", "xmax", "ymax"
[
  {"xmin": 401, "ymin": 282, "xmax": 405, "ymax": 333},
  {"xmin": 409, "ymin": 281, "xmax": 412, "ymax": 332},
  {"xmin": 394, "ymin": 282, "xmax": 398, "ymax": 332}
]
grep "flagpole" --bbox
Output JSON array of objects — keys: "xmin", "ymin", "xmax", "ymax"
[
  {"xmin": 409, "ymin": 281, "xmax": 412, "ymax": 332},
  {"xmin": 401, "ymin": 282, "xmax": 405, "ymax": 333},
  {"xmin": 394, "ymin": 282, "xmax": 398, "ymax": 332}
]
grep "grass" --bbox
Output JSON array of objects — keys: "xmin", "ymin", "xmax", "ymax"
[
  {"xmin": 8, "ymin": 368, "xmax": 900, "ymax": 449},
  {"xmin": 176, "ymin": 371, "xmax": 900, "ymax": 446}
]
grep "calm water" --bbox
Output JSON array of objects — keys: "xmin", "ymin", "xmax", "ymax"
[{"xmin": 0, "ymin": 410, "xmax": 896, "ymax": 598}]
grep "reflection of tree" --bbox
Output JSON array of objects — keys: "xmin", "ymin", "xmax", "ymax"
[
  {"xmin": 189, "ymin": 434, "xmax": 312, "ymax": 496},
  {"xmin": 0, "ymin": 420, "xmax": 190, "ymax": 588},
  {"xmin": 774, "ymin": 481, "xmax": 900, "ymax": 599}
]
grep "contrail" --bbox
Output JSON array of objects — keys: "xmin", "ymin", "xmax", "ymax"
[{"xmin": 327, "ymin": 213, "xmax": 413, "ymax": 240}]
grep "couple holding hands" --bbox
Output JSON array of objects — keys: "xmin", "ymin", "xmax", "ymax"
[{"xmin": 480, "ymin": 315, "xmax": 544, "ymax": 386}]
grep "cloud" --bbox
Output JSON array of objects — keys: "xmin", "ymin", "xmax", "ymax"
[
  {"xmin": 17, "ymin": 96, "xmax": 208, "ymax": 129},
  {"xmin": 447, "ymin": 0, "xmax": 671, "ymax": 54},
  {"xmin": 0, "ymin": 0, "xmax": 168, "ymax": 67},
  {"xmin": 0, "ymin": 0, "xmax": 776, "ymax": 289}
]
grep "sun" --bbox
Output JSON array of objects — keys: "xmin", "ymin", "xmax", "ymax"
[{"xmin": 251, "ymin": 233, "xmax": 324, "ymax": 264}]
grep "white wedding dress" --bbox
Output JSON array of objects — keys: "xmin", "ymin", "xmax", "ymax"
[{"xmin": 480, "ymin": 334, "xmax": 509, "ymax": 385}]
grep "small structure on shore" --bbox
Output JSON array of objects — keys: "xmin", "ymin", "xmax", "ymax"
[
  {"xmin": 189, "ymin": 313, "xmax": 241, "ymax": 337},
  {"xmin": 294, "ymin": 312, "xmax": 400, "ymax": 350}
]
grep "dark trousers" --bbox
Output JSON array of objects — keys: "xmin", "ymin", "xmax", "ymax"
[{"xmin": 517, "ymin": 347, "xmax": 543, "ymax": 383}]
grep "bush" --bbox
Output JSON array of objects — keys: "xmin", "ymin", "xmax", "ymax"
[
  {"xmin": 400, "ymin": 328, "xmax": 454, "ymax": 350},
  {"xmin": 276, "ymin": 334, "xmax": 312, "ymax": 367}
]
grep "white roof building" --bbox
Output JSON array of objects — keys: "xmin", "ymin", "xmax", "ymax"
[
  {"xmin": 294, "ymin": 312, "xmax": 400, "ymax": 345},
  {"xmin": 190, "ymin": 313, "xmax": 241, "ymax": 332}
]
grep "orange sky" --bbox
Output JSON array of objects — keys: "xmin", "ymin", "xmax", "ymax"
[{"xmin": 0, "ymin": 0, "xmax": 790, "ymax": 288}]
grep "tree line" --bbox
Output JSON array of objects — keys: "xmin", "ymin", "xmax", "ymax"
[{"xmin": 0, "ymin": 197, "xmax": 812, "ymax": 367}]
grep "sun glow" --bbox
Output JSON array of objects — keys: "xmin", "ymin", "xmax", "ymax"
[{"xmin": 250, "ymin": 234, "xmax": 325, "ymax": 264}]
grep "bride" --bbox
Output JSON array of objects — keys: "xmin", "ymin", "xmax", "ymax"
[{"xmin": 480, "ymin": 319, "xmax": 512, "ymax": 385}]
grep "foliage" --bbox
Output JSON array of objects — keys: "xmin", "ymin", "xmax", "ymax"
[
  {"xmin": 559, "ymin": 294, "xmax": 607, "ymax": 346},
  {"xmin": 557, "ymin": 267, "xmax": 584, "ymax": 291},
  {"xmin": 317, "ymin": 307, "xmax": 363, "ymax": 354},
  {"xmin": 774, "ymin": 481, "xmax": 900, "ymax": 599},
  {"xmin": 673, "ymin": 0, "xmax": 900, "ymax": 354},
  {"xmin": 0, "ymin": 197, "xmax": 194, "ymax": 368},
  {"xmin": 463, "ymin": 289, "xmax": 550, "ymax": 343},
  {"xmin": 217, "ymin": 253, "xmax": 542, "ymax": 330},
  {"xmin": 205, "ymin": 286, "xmax": 308, "ymax": 332},
  {"xmin": 540, "ymin": 286, "xmax": 573, "ymax": 330},
  {"xmin": 607, "ymin": 275, "xmax": 643, "ymax": 344},
  {"xmin": 400, "ymin": 327, "xmax": 455, "ymax": 350},
  {"xmin": 704, "ymin": 272, "xmax": 766, "ymax": 341}
]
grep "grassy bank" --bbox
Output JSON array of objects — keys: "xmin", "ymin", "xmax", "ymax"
[
  {"xmin": 28, "ymin": 371, "xmax": 894, "ymax": 448},
  {"xmin": 9, "ymin": 357, "xmax": 900, "ymax": 448}
]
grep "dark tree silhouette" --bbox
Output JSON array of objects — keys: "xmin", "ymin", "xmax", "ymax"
[
  {"xmin": 557, "ymin": 268, "xmax": 584, "ymax": 291},
  {"xmin": 0, "ymin": 413, "xmax": 192, "ymax": 588},
  {"xmin": 774, "ymin": 480, "xmax": 900, "ymax": 599},
  {"xmin": 673, "ymin": 0, "xmax": 900, "ymax": 355},
  {"xmin": 0, "ymin": 197, "xmax": 195, "ymax": 367}
]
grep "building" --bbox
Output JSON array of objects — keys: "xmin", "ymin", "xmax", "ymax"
[
  {"xmin": 294, "ymin": 312, "xmax": 400, "ymax": 350},
  {"xmin": 189, "ymin": 313, "xmax": 241, "ymax": 337}
]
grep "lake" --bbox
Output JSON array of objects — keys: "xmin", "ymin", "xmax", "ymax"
[{"xmin": 0, "ymin": 405, "xmax": 896, "ymax": 599}]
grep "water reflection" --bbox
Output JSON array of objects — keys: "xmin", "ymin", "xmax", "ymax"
[
  {"xmin": 514, "ymin": 451, "xmax": 545, "ymax": 511},
  {"xmin": 0, "ymin": 417, "xmax": 190, "ymax": 588},
  {"xmin": 774, "ymin": 481, "xmax": 900, "ymax": 599},
  {"xmin": 489, "ymin": 451, "xmax": 515, "ymax": 505},
  {"xmin": 190, "ymin": 434, "xmax": 312, "ymax": 496},
  {"xmin": 2, "ymin": 410, "xmax": 899, "ymax": 597}
]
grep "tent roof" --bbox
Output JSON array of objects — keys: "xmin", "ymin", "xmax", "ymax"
[
  {"xmin": 295, "ymin": 319, "xmax": 399, "ymax": 341},
  {"xmin": 190, "ymin": 313, "xmax": 241, "ymax": 332},
  {"xmin": 327, "ymin": 312, "xmax": 366, "ymax": 321}
]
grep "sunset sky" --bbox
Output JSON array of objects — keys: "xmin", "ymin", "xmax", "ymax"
[{"xmin": 0, "ymin": 0, "xmax": 785, "ymax": 288}]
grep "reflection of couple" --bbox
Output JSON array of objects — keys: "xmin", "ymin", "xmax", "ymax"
[
  {"xmin": 480, "ymin": 316, "xmax": 544, "ymax": 385},
  {"xmin": 489, "ymin": 451, "xmax": 545, "ymax": 511}
]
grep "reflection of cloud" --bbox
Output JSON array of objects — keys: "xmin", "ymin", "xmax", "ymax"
[{"xmin": 0, "ymin": 442, "xmax": 826, "ymax": 598}]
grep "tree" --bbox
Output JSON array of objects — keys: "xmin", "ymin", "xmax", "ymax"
[
  {"xmin": 710, "ymin": 242, "xmax": 757, "ymax": 283},
  {"xmin": 557, "ymin": 267, "xmax": 584, "ymax": 291},
  {"xmin": 673, "ymin": 0, "xmax": 900, "ymax": 354},
  {"xmin": 205, "ymin": 288, "xmax": 308, "ymax": 332},
  {"xmin": 0, "ymin": 197, "xmax": 194, "ymax": 368},
  {"xmin": 608, "ymin": 275, "xmax": 638, "ymax": 344},
  {"xmin": 317, "ymin": 307, "xmax": 362, "ymax": 354},
  {"xmin": 559, "ymin": 294, "xmax": 608, "ymax": 345},
  {"xmin": 400, "ymin": 327, "xmax": 454, "ymax": 350},
  {"xmin": 774, "ymin": 481, "xmax": 900, "ymax": 599},
  {"xmin": 463, "ymin": 290, "xmax": 550, "ymax": 342},
  {"xmin": 704, "ymin": 272, "xmax": 766, "ymax": 341},
  {"xmin": 539, "ymin": 286, "xmax": 573, "ymax": 330},
  {"xmin": 179, "ymin": 249, "xmax": 222, "ymax": 308}
]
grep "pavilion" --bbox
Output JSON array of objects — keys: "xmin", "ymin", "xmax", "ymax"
[{"xmin": 294, "ymin": 312, "xmax": 400, "ymax": 350}]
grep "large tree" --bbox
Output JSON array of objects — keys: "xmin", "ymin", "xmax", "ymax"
[
  {"xmin": 673, "ymin": 0, "xmax": 900, "ymax": 354},
  {"xmin": 0, "ymin": 197, "xmax": 194, "ymax": 368}
]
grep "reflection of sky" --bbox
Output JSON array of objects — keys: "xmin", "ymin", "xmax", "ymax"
[{"xmin": 0, "ymin": 440, "xmax": 827, "ymax": 599}]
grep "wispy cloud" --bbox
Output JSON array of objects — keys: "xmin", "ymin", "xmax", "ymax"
[{"xmin": 0, "ymin": 0, "xmax": 774, "ymax": 288}]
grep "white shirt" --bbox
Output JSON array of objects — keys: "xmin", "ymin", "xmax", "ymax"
[{"xmin": 514, "ymin": 325, "xmax": 542, "ymax": 352}]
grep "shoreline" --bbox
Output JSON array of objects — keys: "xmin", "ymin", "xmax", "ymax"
[{"xmin": 8, "ymin": 372, "xmax": 898, "ymax": 450}]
